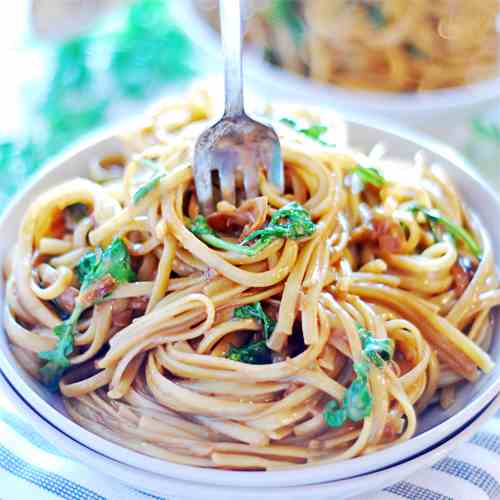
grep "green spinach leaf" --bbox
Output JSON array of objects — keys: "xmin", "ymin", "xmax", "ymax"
[
  {"xmin": 234, "ymin": 302, "xmax": 276, "ymax": 340},
  {"xmin": 191, "ymin": 202, "xmax": 316, "ymax": 256},
  {"xmin": 226, "ymin": 340, "xmax": 272, "ymax": 365},
  {"xmin": 409, "ymin": 204, "xmax": 482, "ymax": 259},
  {"xmin": 38, "ymin": 305, "xmax": 82, "ymax": 392},
  {"xmin": 132, "ymin": 174, "xmax": 163, "ymax": 204},
  {"xmin": 39, "ymin": 238, "xmax": 135, "ymax": 391},
  {"xmin": 356, "ymin": 323, "xmax": 394, "ymax": 368},
  {"xmin": 242, "ymin": 202, "xmax": 316, "ymax": 246},
  {"xmin": 280, "ymin": 117, "xmax": 333, "ymax": 146},
  {"xmin": 78, "ymin": 238, "xmax": 136, "ymax": 292},
  {"xmin": 353, "ymin": 165, "xmax": 385, "ymax": 188},
  {"xmin": 323, "ymin": 362, "xmax": 373, "ymax": 427}
]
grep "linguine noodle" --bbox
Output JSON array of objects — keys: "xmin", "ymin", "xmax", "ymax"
[{"xmin": 3, "ymin": 85, "xmax": 498, "ymax": 470}]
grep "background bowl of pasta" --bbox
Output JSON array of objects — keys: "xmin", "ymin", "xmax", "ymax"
[
  {"xmin": 1, "ymin": 85, "xmax": 500, "ymax": 487},
  {"xmin": 179, "ymin": 0, "xmax": 500, "ymax": 133}
]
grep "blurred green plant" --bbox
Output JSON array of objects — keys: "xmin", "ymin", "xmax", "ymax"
[
  {"xmin": 0, "ymin": 0, "xmax": 195, "ymax": 207},
  {"xmin": 462, "ymin": 113, "xmax": 500, "ymax": 195},
  {"xmin": 266, "ymin": 0, "xmax": 303, "ymax": 46},
  {"xmin": 471, "ymin": 117, "xmax": 500, "ymax": 145},
  {"xmin": 42, "ymin": 37, "xmax": 109, "ymax": 156},
  {"xmin": 111, "ymin": 0, "xmax": 192, "ymax": 97}
]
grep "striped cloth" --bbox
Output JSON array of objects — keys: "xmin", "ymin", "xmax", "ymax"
[{"xmin": 0, "ymin": 389, "xmax": 499, "ymax": 500}]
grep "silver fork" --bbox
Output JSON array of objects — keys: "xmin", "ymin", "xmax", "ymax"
[{"xmin": 193, "ymin": 0, "xmax": 284, "ymax": 215}]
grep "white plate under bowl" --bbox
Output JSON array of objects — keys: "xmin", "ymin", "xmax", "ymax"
[
  {"xmin": 176, "ymin": 1, "xmax": 500, "ymax": 133},
  {"xmin": 1, "ymin": 368, "xmax": 498, "ymax": 500},
  {"xmin": 1, "ymin": 115, "xmax": 500, "ymax": 488}
]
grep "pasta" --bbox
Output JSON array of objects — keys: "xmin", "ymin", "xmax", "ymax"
[
  {"xmin": 3, "ymin": 84, "xmax": 499, "ymax": 470},
  {"xmin": 204, "ymin": 0, "xmax": 500, "ymax": 92}
]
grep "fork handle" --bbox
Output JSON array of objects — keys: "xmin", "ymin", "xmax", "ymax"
[{"xmin": 220, "ymin": 0, "xmax": 244, "ymax": 117}]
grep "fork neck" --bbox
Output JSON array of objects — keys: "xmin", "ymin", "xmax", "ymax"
[{"xmin": 220, "ymin": 0, "xmax": 245, "ymax": 118}]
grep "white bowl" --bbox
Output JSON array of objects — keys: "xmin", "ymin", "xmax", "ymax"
[
  {"xmin": 0, "ymin": 117, "xmax": 500, "ymax": 488},
  {"xmin": 175, "ymin": 2, "xmax": 500, "ymax": 133},
  {"xmin": 1, "ymin": 367, "xmax": 498, "ymax": 500}
]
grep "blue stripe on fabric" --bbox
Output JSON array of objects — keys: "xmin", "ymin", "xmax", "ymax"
[
  {"xmin": 471, "ymin": 432, "xmax": 500, "ymax": 455},
  {"xmin": 135, "ymin": 489, "xmax": 166, "ymax": 500},
  {"xmin": 433, "ymin": 457, "xmax": 500, "ymax": 498},
  {"xmin": 0, "ymin": 408, "xmax": 65, "ymax": 457},
  {"xmin": 0, "ymin": 443, "xmax": 105, "ymax": 500},
  {"xmin": 383, "ymin": 481, "xmax": 452, "ymax": 500}
]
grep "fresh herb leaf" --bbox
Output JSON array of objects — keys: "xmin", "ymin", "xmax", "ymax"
[
  {"xmin": 226, "ymin": 340, "xmax": 272, "ymax": 364},
  {"xmin": 132, "ymin": 174, "xmax": 163, "ymax": 204},
  {"xmin": 268, "ymin": 0, "xmax": 303, "ymax": 45},
  {"xmin": 190, "ymin": 215, "xmax": 216, "ymax": 237},
  {"xmin": 39, "ymin": 322, "xmax": 74, "ymax": 366},
  {"xmin": 78, "ymin": 238, "xmax": 136, "ymax": 292},
  {"xmin": 75, "ymin": 252, "xmax": 98, "ymax": 284},
  {"xmin": 323, "ymin": 399, "xmax": 347, "ymax": 428},
  {"xmin": 300, "ymin": 124, "xmax": 328, "ymax": 141},
  {"xmin": 96, "ymin": 238, "xmax": 136, "ymax": 285},
  {"xmin": 343, "ymin": 362, "xmax": 373, "ymax": 421},
  {"xmin": 38, "ymin": 304, "xmax": 82, "ymax": 392},
  {"xmin": 356, "ymin": 324, "xmax": 394, "ymax": 368},
  {"xmin": 234, "ymin": 302, "xmax": 276, "ymax": 340},
  {"xmin": 353, "ymin": 165, "xmax": 385, "ymax": 188},
  {"xmin": 323, "ymin": 362, "xmax": 373, "ymax": 427},
  {"xmin": 39, "ymin": 363, "xmax": 69, "ymax": 393},
  {"xmin": 190, "ymin": 202, "xmax": 316, "ymax": 256},
  {"xmin": 409, "ymin": 204, "xmax": 482, "ymax": 259},
  {"xmin": 131, "ymin": 157, "xmax": 165, "ymax": 204},
  {"xmin": 242, "ymin": 202, "xmax": 316, "ymax": 246},
  {"xmin": 269, "ymin": 201, "xmax": 316, "ymax": 239},
  {"xmin": 190, "ymin": 216, "xmax": 257, "ymax": 256},
  {"xmin": 280, "ymin": 117, "xmax": 333, "ymax": 146},
  {"xmin": 39, "ymin": 238, "xmax": 135, "ymax": 390},
  {"xmin": 300, "ymin": 126, "xmax": 330, "ymax": 145}
]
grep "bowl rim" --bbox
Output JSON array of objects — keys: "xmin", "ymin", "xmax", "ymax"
[
  {"xmin": 176, "ymin": 1, "xmax": 500, "ymax": 114},
  {"xmin": 1, "ymin": 368, "xmax": 499, "ymax": 499},
  {"xmin": 1, "ymin": 114, "xmax": 500, "ymax": 488}
]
